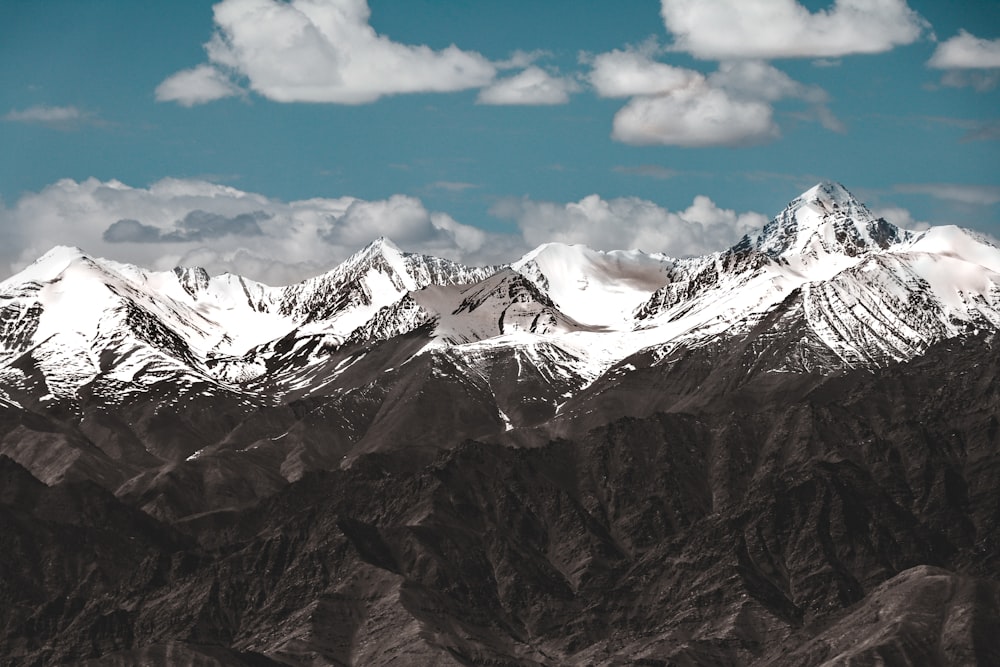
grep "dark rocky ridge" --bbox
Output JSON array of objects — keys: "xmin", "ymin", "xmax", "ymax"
[{"xmin": 1, "ymin": 333, "xmax": 998, "ymax": 665}]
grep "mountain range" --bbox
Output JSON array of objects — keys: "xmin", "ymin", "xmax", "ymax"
[{"xmin": 2, "ymin": 182, "xmax": 999, "ymax": 665}]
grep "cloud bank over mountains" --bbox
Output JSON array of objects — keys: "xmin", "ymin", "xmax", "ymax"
[{"xmin": 0, "ymin": 178, "xmax": 769, "ymax": 285}]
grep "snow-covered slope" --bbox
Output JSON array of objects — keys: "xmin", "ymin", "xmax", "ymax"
[
  {"xmin": 0, "ymin": 239, "xmax": 498, "ymax": 405},
  {"xmin": 512, "ymin": 243, "xmax": 673, "ymax": 328},
  {"xmin": 630, "ymin": 182, "xmax": 1000, "ymax": 369},
  {"xmin": 2, "ymin": 182, "xmax": 999, "ymax": 413}
]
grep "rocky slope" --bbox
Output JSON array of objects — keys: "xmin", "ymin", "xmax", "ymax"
[{"xmin": 1, "ymin": 332, "xmax": 998, "ymax": 665}]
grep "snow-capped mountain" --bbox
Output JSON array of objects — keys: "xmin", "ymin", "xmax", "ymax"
[
  {"xmin": 2, "ymin": 181, "xmax": 999, "ymax": 427},
  {"xmin": 0, "ymin": 238, "xmax": 498, "ymax": 404},
  {"xmin": 6, "ymin": 182, "xmax": 1000, "ymax": 667},
  {"xmin": 632, "ymin": 183, "xmax": 1000, "ymax": 370}
]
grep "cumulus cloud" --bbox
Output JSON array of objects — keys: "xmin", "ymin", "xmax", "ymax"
[
  {"xmin": 158, "ymin": 0, "xmax": 495, "ymax": 105},
  {"xmin": 155, "ymin": 64, "xmax": 244, "ymax": 106},
  {"xmin": 928, "ymin": 30, "xmax": 1000, "ymax": 69},
  {"xmin": 492, "ymin": 194, "xmax": 767, "ymax": 256},
  {"xmin": 0, "ymin": 178, "xmax": 515, "ymax": 285},
  {"xmin": 660, "ymin": 0, "xmax": 928, "ymax": 60},
  {"xmin": 709, "ymin": 60, "xmax": 845, "ymax": 133},
  {"xmin": 587, "ymin": 48, "xmax": 840, "ymax": 147},
  {"xmin": 708, "ymin": 61, "xmax": 826, "ymax": 104},
  {"xmin": 476, "ymin": 67, "xmax": 579, "ymax": 105},
  {"xmin": 926, "ymin": 30, "xmax": 1000, "ymax": 92},
  {"xmin": 587, "ymin": 47, "xmax": 700, "ymax": 98},
  {"xmin": 612, "ymin": 86, "xmax": 778, "ymax": 147}
]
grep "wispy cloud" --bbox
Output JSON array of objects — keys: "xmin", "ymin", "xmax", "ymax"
[
  {"xmin": 3, "ymin": 105, "xmax": 92, "ymax": 129},
  {"xmin": 495, "ymin": 49, "xmax": 551, "ymax": 70},
  {"xmin": 427, "ymin": 181, "xmax": 480, "ymax": 193},
  {"xmin": 962, "ymin": 120, "xmax": 1000, "ymax": 142},
  {"xmin": 897, "ymin": 116, "xmax": 1000, "ymax": 143},
  {"xmin": 938, "ymin": 70, "xmax": 999, "ymax": 92},
  {"xmin": 613, "ymin": 165, "xmax": 678, "ymax": 180},
  {"xmin": 155, "ymin": 64, "xmax": 244, "ymax": 106},
  {"xmin": 894, "ymin": 183, "xmax": 1000, "ymax": 206}
]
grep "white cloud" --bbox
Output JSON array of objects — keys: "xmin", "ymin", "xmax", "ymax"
[
  {"xmin": 587, "ymin": 47, "xmax": 701, "ymax": 98},
  {"xmin": 495, "ymin": 49, "xmax": 550, "ymax": 70},
  {"xmin": 587, "ymin": 48, "xmax": 840, "ymax": 147},
  {"xmin": 0, "ymin": 178, "xmax": 778, "ymax": 283},
  {"xmin": 428, "ymin": 181, "xmax": 479, "ymax": 192},
  {"xmin": 660, "ymin": 0, "xmax": 928, "ymax": 60},
  {"xmin": 158, "ymin": 0, "xmax": 496, "ymax": 105},
  {"xmin": 476, "ymin": 67, "xmax": 579, "ymax": 105},
  {"xmin": 2, "ymin": 105, "xmax": 94, "ymax": 129},
  {"xmin": 928, "ymin": 30, "xmax": 1000, "ymax": 69},
  {"xmin": 0, "ymin": 178, "xmax": 515, "ymax": 285},
  {"xmin": 710, "ymin": 61, "xmax": 846, "ymax": 132},
  {"xmin": 155, "ymin": 64, "xmax": 244, "ymax": 106},
  {"xmin": 612, "ymin": 84, "xmax": 779, "ymax": 147},
  {"xmin": 708, "ymin": 61, "xmax": 827, "ymax": 103},
  {"xmin": 895, "ymin": 183, "xmax": 1000, "ymax": 206},
  {"xmin": 492, "ymin": 194, "xmax": 767, "ymax": 256},
  {"xmin": 927, "ymin": 31, "xmax": 1000, "ymax": 91}
]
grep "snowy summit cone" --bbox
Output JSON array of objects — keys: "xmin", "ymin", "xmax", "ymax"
[{"xmin": 750, "ymin": 181, "xmax": 907, "ymax": 261}]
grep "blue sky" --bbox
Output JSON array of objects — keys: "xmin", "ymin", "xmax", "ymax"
[{"xmin": 1, "ymin": 0, "xmax": 998, "ymax": 283}]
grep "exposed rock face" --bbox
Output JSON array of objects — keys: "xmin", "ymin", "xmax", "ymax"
[{"xmin": 1, "ymin": 332, "xmax": 998, "ymax": 665}]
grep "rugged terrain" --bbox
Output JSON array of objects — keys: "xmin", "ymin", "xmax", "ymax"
[{"xmin": 1, "ymin": 183, "xmax": 998, "ymax": 665}]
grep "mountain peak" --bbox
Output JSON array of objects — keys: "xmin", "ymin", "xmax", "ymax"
[
  {"xmin": 34, "ymin": 245, "xmax": 92, "ymax": 270},
  {"xmin": 798, "ymin": 181, "xmax": 856, "ymax": 208},
  {"xmin": 366, "ymin": 236, "xmax": 402, "ymax": 254},
  {"xmin": 748, "ymin": 181, "xmax": 906, "ymax": 264},
  {"xmin": 1, "ymin": 245, "xmax": 94, "ymax": 288}
]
